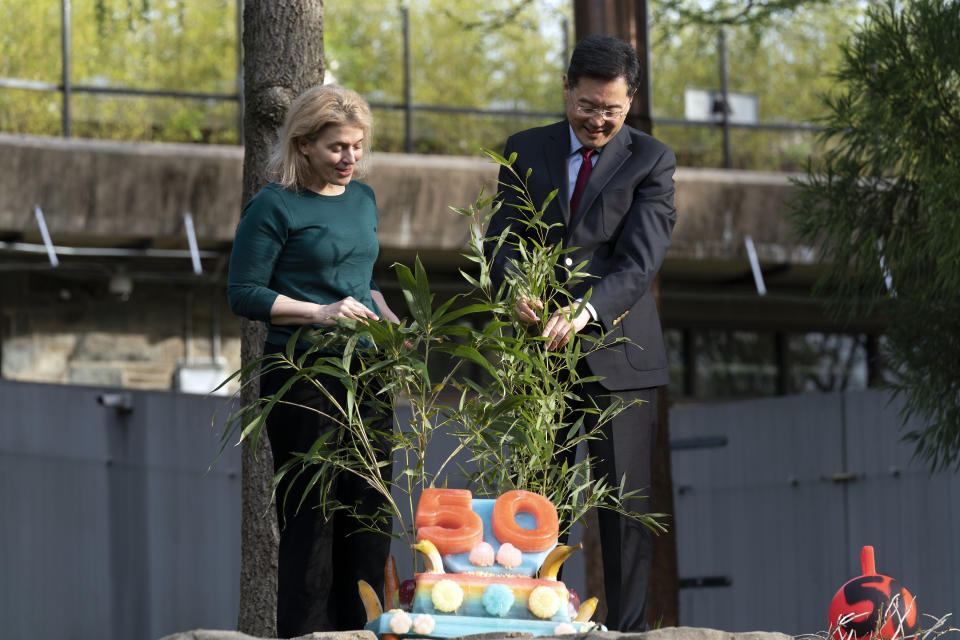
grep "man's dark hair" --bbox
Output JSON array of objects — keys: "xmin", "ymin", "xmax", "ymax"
[{"xmin": 566, "ymin": 35, "xmax": 641, "ymax": 96}]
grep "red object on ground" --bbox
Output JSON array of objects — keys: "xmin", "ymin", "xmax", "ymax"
[{"xmin": 828, "ymin": 546, "xmax": 919, "ymax": 640}]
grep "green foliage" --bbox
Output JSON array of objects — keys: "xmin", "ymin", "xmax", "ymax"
[
  {"xmin": 323, "ymin": 0, "xmax": 867, "ymax": 167},
  {"xmin": 221, "ymin": 154, "xmax": 664, "ymax": 556},
  {"xmin": 1, "ymin": 0, "xmax": 873, "ymax": 170},
  {"xmin": 325, "ymin": 0, "xmax": 566, "ymax": 112},
  {"xmin": 0, "ymin": 0, "xmax": 238, "ymax": 142},
  {"xmin": 1, "ymin": 0, "xmax": 868, "ymax": 171},
  {"xmin": 653, "ymin": 0, "xmax": 836, "ymax": 28},
  {"xmin": 791, "ymin": 0, "xmax": 960, "ymax": 470},
  {"xmin": 650, "ymin": 0, "xmax": 867, "ymax": 171},
  {"xmin": 324, "ymin": 0, "xmax": 568, "ymax": 154},
  {"xmin": 451, "ymin": 152, "xmax": 653, "ymax": 530}
]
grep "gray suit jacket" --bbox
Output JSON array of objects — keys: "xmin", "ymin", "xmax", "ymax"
[{"xmin": 486, "ymin": 120, "xmax": 677, "ymax": 390}]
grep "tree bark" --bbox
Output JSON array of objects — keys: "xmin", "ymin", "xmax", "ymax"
[
  {"xmin": 237, "ymin": 317, "xmax": 273, "ymax": 637},
  {"xmin": 237, "ymin": 1, "xmax": 325, "ymax": 635},
  {"xmin": 648, "ymin": 385, "xmax": 679, "ymax": 627},
  {"xmin": 574, "ymin": 0, "xmax": 679, "ymax": 627}
]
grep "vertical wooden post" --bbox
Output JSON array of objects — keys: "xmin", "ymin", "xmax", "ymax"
[
  {"xmin": 573, "ymin": 0, "xmax": 679, "ymax": 627},
  {"xmin": 650, "ymin": 277, "xmax": 680, "ymax": 628},
  {"xmin": 718, "ymin": 27, "xmax": 732, "ymax": 169},
  {"xmin": 402, "ymin": 5, "xmax": 414, "ymax": 154},
  {"xmin": 573, "ymin": 0, "xmax": 652, "ymax": 134}
]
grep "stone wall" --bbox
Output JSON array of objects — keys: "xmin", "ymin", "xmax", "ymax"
[{"xmin": 1, "ymin": 272, "xmax": 241, "ymax": 392}]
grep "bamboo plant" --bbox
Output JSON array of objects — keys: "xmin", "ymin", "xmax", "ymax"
[{"xmin": 220, "ymin": 151, "xmax": 665, "ymax": 557}]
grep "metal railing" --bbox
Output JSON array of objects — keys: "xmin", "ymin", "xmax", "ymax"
[
  {"xmin": 0, "ymin": 1, "xmax": 821, "ymax": 164},
  {"xmin": 0, "ymin": 0, "xmax": 245, "ymax": 139}
]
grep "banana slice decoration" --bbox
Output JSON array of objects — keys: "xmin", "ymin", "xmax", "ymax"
[
  {"xmin": 357, "ymin": 579, "xmax": 383, "ymax": 623},
  {"xmin": 413, "ymin": 539, "xmax": 445, "ymax": 574},
  {"xmin": 575, "ymin": 597, "xmax": 599, "ymax": 622},
  {"xmin": 537, "ymin": 543, "xmax": 583, "ymax": 580}
]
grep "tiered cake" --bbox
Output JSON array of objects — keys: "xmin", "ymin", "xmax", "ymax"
[{"xmin": 362, "ymin": 488, "xmax": 601, "ymax": 637}]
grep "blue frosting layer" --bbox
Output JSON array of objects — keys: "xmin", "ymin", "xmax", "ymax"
[{"xmin": 439, "ymin": 498, "xmax": 554, "ymax": 577}]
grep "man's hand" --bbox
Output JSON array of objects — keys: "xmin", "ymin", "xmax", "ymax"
[
  {"xmin": 514, "ymin": 296, "xmax": 544, "ymax": 324},
  {"xmin": 541, "ymin": 304, "xmax": 591, "ymax": 351}
]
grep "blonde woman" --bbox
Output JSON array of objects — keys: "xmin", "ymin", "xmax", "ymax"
[{"xmin": 228, "ymin": 85, "xmax": 400, "ymax": 635}]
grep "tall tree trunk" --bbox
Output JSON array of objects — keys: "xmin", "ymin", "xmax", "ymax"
[
  {"xmin": 237, "ymin": 1, "xmax": 325, "ymax": 635},
  {"xmin": 574, "ymin": 0, "xmax": 680, "ymax": 627}
]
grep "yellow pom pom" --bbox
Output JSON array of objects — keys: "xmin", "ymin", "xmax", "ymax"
[
  {"xmin": 430, "ymin": 579, "xmax": 464, "ymax": 613},
  {"xmin": 528, "ymin": 585, "xmax": 561, "ymax": 619}
]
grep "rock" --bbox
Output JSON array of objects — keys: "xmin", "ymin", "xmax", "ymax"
[
  {"xmin": 157, "ymin": 631, "xmax": 263, "ymax": 640},
  {"xmin": 158, "ymin": 628, "xmax": 790, "ymax": 640},
  {"xmin": 453, "ymin": 634, "xmax": 534, "ymax": 640},
  {"xmin": 157, "ymin": 630, "xmax": 378, "ymax": 640},
  {"xmin": 583, "ymin": 628, "xmax": 794, "ymax": 640},
  {"xmin": 289, "ymin": 633, "xmax": 379, "ymax": 640},
  {"xmin": 459, "ymin": 628, "xmax": 793, "ymax": 640}
]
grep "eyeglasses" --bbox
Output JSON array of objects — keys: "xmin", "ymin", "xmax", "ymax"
[{"xmin": 575, "ymin": 104, "xmax": 628, "ymax": 120}]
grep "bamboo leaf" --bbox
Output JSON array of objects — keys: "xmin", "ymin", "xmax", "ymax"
[{"xmin": 446, "ymin": 344, "xmax": 499, "ymax": 379}]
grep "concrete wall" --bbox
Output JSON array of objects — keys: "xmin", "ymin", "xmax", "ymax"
[
  {"xmin": 0, "ymin": 133, "xmax": 807, "ymax": 261},
  {"xmin": 0, "ymin": 134, "xmax": 243, "ymax": 247},
  {"xmin": 0, "ymin": 133, "xmax": 815, "ymax": 392}
]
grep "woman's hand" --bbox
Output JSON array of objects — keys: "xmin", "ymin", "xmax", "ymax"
[
  {"xmin": 315, "ymin": 296, "xmax": 380, "ymax": 326},
  {"xmin": 269, "ymin": 294, "xmax": 378, "ymax": 326}
]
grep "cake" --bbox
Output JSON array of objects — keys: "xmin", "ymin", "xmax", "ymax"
[{"xmin": 361, "ymin": 488, "xmax": 602, "ymax": 637}]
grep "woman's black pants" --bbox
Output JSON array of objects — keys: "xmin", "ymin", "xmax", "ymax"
[{"xmin": 260, "ymin": 344, "xmax": 393, "ymax": 637}]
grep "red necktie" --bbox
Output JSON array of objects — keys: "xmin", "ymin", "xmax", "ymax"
[{"xmin": 569, "ymin": 147, "xmax": 595, "ymax": 219}]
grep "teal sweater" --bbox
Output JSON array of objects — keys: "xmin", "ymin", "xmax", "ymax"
[{"xmin": 227, "ymin": 182, "xmax": 381, "ymax": 348}]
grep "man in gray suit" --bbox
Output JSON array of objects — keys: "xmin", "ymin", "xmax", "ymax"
[{"xmin": 485, "ymin": 35, "xmax": 677, "ymax": 631}]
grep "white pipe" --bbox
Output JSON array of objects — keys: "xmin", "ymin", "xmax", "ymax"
[
  {"xmin": 33, "ymin": 205, "xmax": 59, "ymax": 267},
  {"xmin": 183, "ymin": 212, "xmax": 203, "ymax": 275},
  {"xmin": 744, "ymin": 234, "xmax": 766, "ymax": 296},
  {"xmin": 0, "ymin": 240, "xmax": 219, "ymax": 260},
  {"xmin": 878, "ymin": 240, "xmax": 894, "ymax": 293}
]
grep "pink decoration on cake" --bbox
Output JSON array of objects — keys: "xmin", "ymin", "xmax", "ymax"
[
  {"xmin": 496, "ymin": 542, "xmax": 522, "ymax": 568},
  {"xmin": 388, "ymin": 610, "xmax": 412, "ymax": 634},
  {"xmin": 412, "ymin": 614, "xmax": 435, "ymax": 635},
  {"xmin": 469, "ymin": 541, "xmax": 496, "ymax": 567}
]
